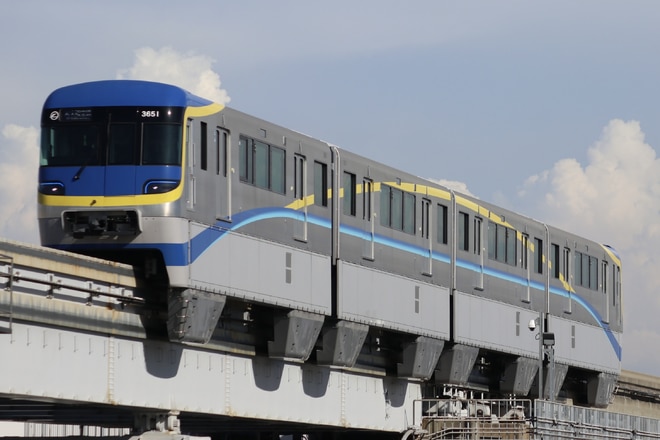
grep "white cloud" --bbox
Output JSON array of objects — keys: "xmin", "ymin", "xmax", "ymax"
[
  {"xmin": 0, "ymin": 124, "xmax": 39, "ymax": 244},
  {"xmin": 427, "ymin": 178, "xmax": 475, "ymax": 197},
  {"xmin": 519, "ymin": 119, "xmax": 660, "ymax": 375},
  {"xmin": 117, "ymin": 47, "xmax": 231, "ymax": 105}
]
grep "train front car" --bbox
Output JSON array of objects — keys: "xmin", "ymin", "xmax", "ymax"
[{"xmin": 38, "ymin": 80, "xmax": 224, "ymax": 341}]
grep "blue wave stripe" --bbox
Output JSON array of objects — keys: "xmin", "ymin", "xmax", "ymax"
[{"xmin": 188, "ymin": 206, "xmax": 621, "ymax": 361}]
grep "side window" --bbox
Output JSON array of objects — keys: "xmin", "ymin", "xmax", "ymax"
[
  {"xmin": 458, "ymin": 212, "xmax": 469, "ymax": 251},
  {"xmin": 215, "ymin": 128, "xmax": 228, "ymax": 176},
  {"xmin": 421, "ymin": 198, "xmax": 431, "ymax": 239},
  {"xmin": 294, "ymin": 154, "xmax": 306, "ymax": 200},
  {"xmin": 200, "ymin": 121, "xmax": 208, "ymax": 171},
  {"xmin": 362, "ymin": 178, "xmax": 373, "ymax": 221},
  {"xmin": 343, "ymin": 171, "xmax": 356, "ymax": 216},
  {"xmin": 437, "ymin": 204, "xmax": 448, "ymax": 245},
  {"xmin": 488, "ymin": 221, "xmax": 517, "ymax": 266},
  {"xmin": 270, "ymin": 146, "xmax": 285, "ymax": 194},
  {"xmin": 314, "ymin": 161, "xmax": 328, "ymax": 207},
  {"xmin": 380, "ymin": 184, "xmax": 416, "ymax": 234},
  {"xmin": 575, "ymin": 251, "xmax": 599, "ymax": 290},
  {"xmin": 563, "ymin": 247, "xmax": 571, "ymax": 283},
  {"xmin": 551, "ymin": 243, "xmax": 560, "ymax": 278},
  {"xmin": 239, "ymin": 135, "xmax": 285, "ymax": 194},
  {"xmin": 534, "ymin": 237, "xmax": 543, "ymax": 274},
  {"xmin": 521, "ymin": 234, "xmax": 529, "ymax": 269},
  {"xmin": 239, "ymin": 136, "xmax": 252, "ymax": 182},
  {"xmin": 474, "ymin": 217, "xmax": 482, "ymax": 255}
]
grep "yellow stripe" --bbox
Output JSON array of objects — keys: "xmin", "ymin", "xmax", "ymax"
[
  {"xmin": 38, "ymin": 191, "xmax": 182, "ymax": 207},
  {"xmin": 602, "ymin": 245, "xmax": 622, "ymax": 268}
]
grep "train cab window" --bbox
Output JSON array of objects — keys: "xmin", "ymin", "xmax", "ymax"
[
  {"xmin": 437, "ymin": 204, "xmax": 448, "ymax": 245},
  {"xmin": 108, "ymin": 123, "xmax": 136, "ymax": 165},
  {"xmin": 380, "ymin": 184, "xmax": 416, "ymax": 234},
  {"xmin": 458, "ymin": 212, "xmax": 469, "ymax": 251},
  {"xmin": 41, "ymin": 124, "xmax": 102, "ymax": 166},
  {"xmin": 143, "ymin": 123, "xmax": 182, "ymax": 165},
  {"xmin": 343, "ymin": 171, "xmax": 357, "ymax": 216},
  {"xmin": 314, "ymin": 161, "xmax": 328, "ymax": 206}
]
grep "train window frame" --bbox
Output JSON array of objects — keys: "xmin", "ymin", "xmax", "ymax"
[
  {"xmin": 488, "ymin": 221, "xmax": 518, "ymax": 266},
  {"xmin": 108, "ymin": 122, "xmax": 137, "ymax": 165},
  {"xmin": 458, "ymin": 212, "xmax": 469, "ymax": 252},
  {"xmin": 421, "ymin": 198, "xmax": 431, "ymax": 239},
  {"xmin": 521, "ymin": 233, "xmax": 529, "ymax": 270},
  {"xmin": 362, "ymin": 178, "xmax": 373, "ymax": 222},
  {"xmin": 437, "ymin": 204, "xmax": 448, "ymax": 245},
  {"xmin": 239, "ymin": 135, "xmax": 286, "ymax": 195},
  {"xmin": 380, "ymin": 184, "xmax": 416, "ymax": 235},
  {"xmin": 563, "ymin": 247, "xmax": 570, "ymax": 283},
  {"xmin": 551, "ymin": 243, "xmax": 560, "ymax": 279},
  {"xmin": 200, "ymin": 121, "xmax": 208, "ymax": 171},
  {"xmin": 474, "ymin": 217, "xmax": 483, "ymax": 255},
  {"xmin": 215, "ymin": 128, "xmax": 228, "ymax": 177},
  {"xmin": 343, "ymin": 171, "xmax": 357, "ymax": 216},
  {"xmin": 294, "ymin": 154, "xmax": 306, "ymax": 201},
  {"xmin": 574, "ymin": 251, "xmax": 599, "ymax": 290},
  {"xmin": 314, "ymin": 161, "xmax": 328, "ymax": 207},
  {"xmin": 534, "ymin": 237, "xmax": 543, "ymax": 275}
]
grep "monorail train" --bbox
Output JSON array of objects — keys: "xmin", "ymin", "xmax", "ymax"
[{"xmin": 38, "ymin": 80, "xmax": 622, "ymax": 407}]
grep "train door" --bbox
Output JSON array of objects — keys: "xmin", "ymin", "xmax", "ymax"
[
  {"xmin": 293, "ymin": 153, "xmax": 307, "ymax": 241},
  {"xmin": 186, "ymin": 118, "xmax": 196, "ymax": 211},
  {"xmin": 362, "ymin": 178, "xmax": 374, "ymax": 260},
  {"xmin": 475, "ymin": 217, "xmax": 484, "ymax": 289},
  {"xmin": 421, "ymin": 197, "xmax": 432, "ymax": 275},
  {"xmin": 215, "ymin": 128, "xmax": 231, "ymax": 220}
]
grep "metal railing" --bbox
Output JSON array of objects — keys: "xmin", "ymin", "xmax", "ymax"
[
  {"xmin": 0, "ymin": 253, "xmax": 13, "ymax": 334},
  {"xmin": 412, "ymin": 398, "xmax": 533, "ymax": 439}
]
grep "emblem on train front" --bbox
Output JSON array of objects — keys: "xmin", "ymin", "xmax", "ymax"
[{"xmin": 49, "ymin": 110, "xmax": 60, "ymax": 121}]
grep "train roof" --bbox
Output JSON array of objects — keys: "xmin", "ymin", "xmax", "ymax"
[{"xmin": 43, "ymin": 80, "xmax": 213, "ymax": 109}]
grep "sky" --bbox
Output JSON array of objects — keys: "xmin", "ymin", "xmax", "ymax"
[{"xmin": 1, "ymin": 0, "xmax": 659, "ymax": 387}]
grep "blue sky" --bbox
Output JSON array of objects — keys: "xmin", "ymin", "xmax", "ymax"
[{"xmin": 1, "ymin": 1, "xmax": 660, "ymax": 383}]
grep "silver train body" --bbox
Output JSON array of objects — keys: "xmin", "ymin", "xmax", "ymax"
[{"xmin": 38, "ymin": 81, "xmax": 622, "ymax": 407}]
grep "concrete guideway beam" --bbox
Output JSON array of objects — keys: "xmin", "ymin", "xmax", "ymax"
[{"xmin": 0, "ymin": 321, "xmax": 420, "ymax": 433}]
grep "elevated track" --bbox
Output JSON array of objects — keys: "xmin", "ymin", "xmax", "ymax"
[{"xmin": 1, "ymin": 237, "xmax": 659, "ymax": 439}]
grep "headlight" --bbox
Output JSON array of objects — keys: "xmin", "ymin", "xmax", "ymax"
[
  {"xmin": 39, "ymin": 182, "xmax": 65, "ymax": 195},
  {"xmin": 143, "ymin": 180, "xmax": 179, "ymax": 194}
]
